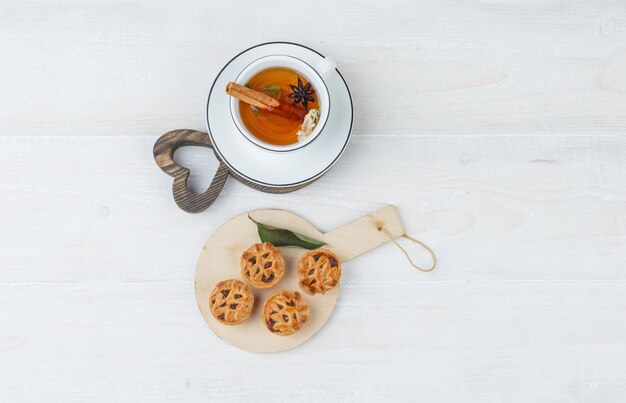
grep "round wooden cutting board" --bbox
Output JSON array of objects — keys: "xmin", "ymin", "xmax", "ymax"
[{"xmin": 194, "ymin": 206, "xmax": 403, "ymax": 353}]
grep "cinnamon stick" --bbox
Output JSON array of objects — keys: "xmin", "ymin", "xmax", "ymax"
[{"xmin": 226, "ymin": 82, "xmax": 307, "ymax": 122}]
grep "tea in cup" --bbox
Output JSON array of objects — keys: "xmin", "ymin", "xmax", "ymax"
[{"xmin": 227, "ymin": 55, "xmax": 336, "ymax": 152}]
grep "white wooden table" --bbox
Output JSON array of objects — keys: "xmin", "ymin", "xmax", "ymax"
[{"xmin": 2, "ymin": 1, "xmax": 626, "ymax": 401}]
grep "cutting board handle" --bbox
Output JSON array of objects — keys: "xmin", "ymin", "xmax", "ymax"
[
  {"xmin": 153, "ymin": 129, "xmax": 230, "ymax": 213},
  {"xmin": 324, "ymin": 205, "xmax": 405, "ymax": 262}
]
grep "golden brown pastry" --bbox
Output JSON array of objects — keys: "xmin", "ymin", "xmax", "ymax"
[
  {"xmin": 240, "ymin": 242, "xmax": 285, "ymax": 288},
  {"xmin": 297, "ymin": 248, "xmax": 342, "ymax": 295},
  {"xmin": 209, "ymin": 279, "xmax": 254, "ymax": 325},
  {"xmin": 262, "ymin": 290, "xmax": 309, "ymax": 336}
]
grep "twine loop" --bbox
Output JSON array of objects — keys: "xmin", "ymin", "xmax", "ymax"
[{"xmin": 378, "ymin": 226, "xmax": 437, "ymax": 272}]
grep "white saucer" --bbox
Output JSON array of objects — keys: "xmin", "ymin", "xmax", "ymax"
[{"xmin": 206, "ymin": 42, "xmax": 353, "ymax": 189}]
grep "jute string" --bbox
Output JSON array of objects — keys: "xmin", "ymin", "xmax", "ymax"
[{"xmin": 379, "ymin": 227, "xmax": 437, "ymax": 272}]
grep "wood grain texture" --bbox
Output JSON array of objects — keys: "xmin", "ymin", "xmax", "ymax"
[
  {"xmin": 1, "ymin": 282, "xmax": 625, "ymax": 402},
  {"xmin": 2, "ymin": 0, "xmax": 626, "ymax": 401},
  {"xmin": 153, "ymin": 129, "xmax": 229, "ymax": 213},
  {"xmin": 1, "ymin": 135, "xmax": 625, "ymax": 401},
  {"xmin": 2, "ymin": 0, "xmax": 626, "ymax": 137},
  {"xmin": 1, "ymin": 135, "xmax": 624, "ymax": 284}
]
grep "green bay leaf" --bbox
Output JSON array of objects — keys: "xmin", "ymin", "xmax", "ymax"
[{"xmin": 248, "ymin": 215, "xmax": 325, "ymax": 250}]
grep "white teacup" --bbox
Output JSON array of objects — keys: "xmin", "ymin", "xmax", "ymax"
[{"xmin": 230, "ymin": 55, "xmax": 336, "ymax": 152}]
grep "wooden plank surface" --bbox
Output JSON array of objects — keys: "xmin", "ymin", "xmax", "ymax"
[
  {"xmin": 1, "ymin": 282, "xmax": 625, "ymax": 402},
  {"xmin": 2, "ymin": 1, "xmax": 626, "ymax": 137},
  {"xmin": 1, "ymin": 134, "xmax": 625, "ymax": 402},
  {"xmin": 2, "ymin": 0, "xmax": 626, "ymax": 401},
  {"xmin": 1, "ymin": 136, "xmax": 624, "ymax": 284}
]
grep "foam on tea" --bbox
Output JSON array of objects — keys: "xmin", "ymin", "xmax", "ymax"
[{"xmin": 237, "ymin": 67, "xmax": 320, "ymax": 146}]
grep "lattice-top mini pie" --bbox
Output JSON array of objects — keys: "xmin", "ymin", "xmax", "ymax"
[
  {"xmin": 262, "ymin": 290, "xmax": 309, "ymax": 336},
  {"xmin": 297, "ymin": 249, "xmax": 342, "ymax": 295},
  {"xmin": 209, "ymin": 279, "xmax": 254, "ymax": 325},
  {"xmin": 240, "ymin": 242, "xmax": 285, "ymax": 288}
]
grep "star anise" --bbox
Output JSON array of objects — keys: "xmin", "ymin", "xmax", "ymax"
[{"xmin": 288, "ymin": 77, "xmax": 315, "ymax": 109}]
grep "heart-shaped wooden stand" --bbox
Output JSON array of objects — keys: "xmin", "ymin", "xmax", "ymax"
[
  {"xmin": 153, "ymin": 129, "xmax": 317, "ymax": 214},
  {"xmin": 194, "ymin": 205, "xmax": 404, "ymax": 353}
]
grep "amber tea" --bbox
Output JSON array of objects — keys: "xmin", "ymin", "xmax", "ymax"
[{"xmin": 230, "ymin": 67, "xmax": 321, "ymax": 146}]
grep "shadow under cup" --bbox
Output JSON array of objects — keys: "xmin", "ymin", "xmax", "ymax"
[{"xmin": 229, "ymin": 55, "xmax": 332, "ymax": 152}]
